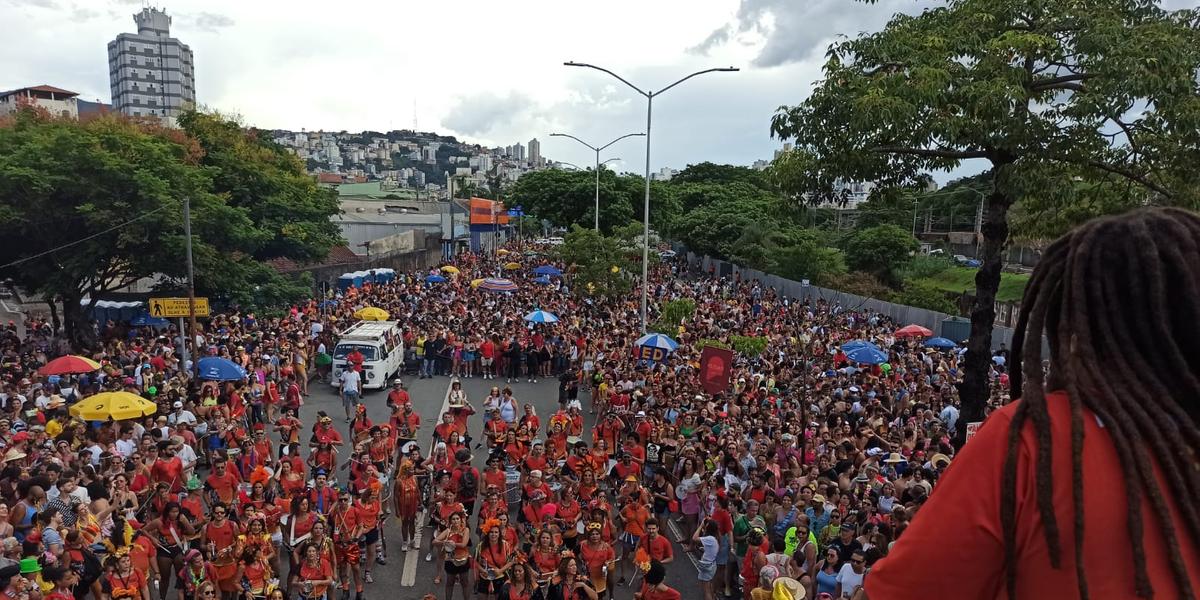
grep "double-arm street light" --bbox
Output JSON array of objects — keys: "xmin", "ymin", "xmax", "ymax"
[
  {"xmin": 549, "ymin": 132, "xmax": 645, "ymax": 231},
  {"xmin": 565, "ymin": 61, "xmax": 738, "ymax": 332}
]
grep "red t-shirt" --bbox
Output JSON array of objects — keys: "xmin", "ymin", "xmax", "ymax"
[
  {"xmin": 638, "ymin": 583, "xmax": 681, "ymax": 600},
  {"xmin": 867, "ymin": 391, "xmax": 1200, "ymax": 599}
]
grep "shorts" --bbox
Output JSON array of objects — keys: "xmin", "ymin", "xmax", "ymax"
[
  {"xmin": 619, "ymin": 532, "xmax": 640, "ymax": 550},
  {"xmin": 716, "ymin": 538, "xmax": 730, "ymax": 566},
  {"xmin": 342, "ymin": 391, "xmax": 360, "ymax": 407},
  {"xmin": 697, "ymin": 559, "xmax": 717, "ymax": 582},
  {"xmin": 462, "ymin": 352, "xmax": 476, "ymax": 362},
  {"xmin": 444, "ymin": 559, "xmax": 471, "ymax": 575},
  {"xmin": 363, "ymin": 528, "xmax": 380, "ymax": 545},
  {"xmin": 481, "ymin": 357, "xmax": 494, "ymax": 366}
]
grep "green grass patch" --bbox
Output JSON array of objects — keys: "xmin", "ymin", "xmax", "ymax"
[{"xmin": 912, "ymin": 267, "xmax": 1030, "ymax": 302}]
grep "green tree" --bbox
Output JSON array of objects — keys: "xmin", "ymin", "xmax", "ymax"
[
  {"xmin": 555, "ymin": 225, "xmax": 633, "ymax": 299},
  {"xmin": 769, "ymin": 0, "xmax": 1200, "ymax": 442},
  {"xmin": 771, "ymin": 228, "xmax": 848, "ymax": 285},
  {"xmin": 671, "ymin": 162, "xmax": 772, "ymax": 190},
  {"xmin": 510, "ymin": 169, "xmax": 637, "ymax": 233},
  {"xmin": 890, "ymin": 281, "xmax": 958, "ymax": 314},
  {"xmin": 729, "ymin": 221, "xmax": 780, "ymax": 271},
  {"xmin": 841, "ymin": 225, "xmax": 919, "ymax": 285},
  {"xmin": 0, "ymin": 110, "xmax": 342, "ymax": 348}
]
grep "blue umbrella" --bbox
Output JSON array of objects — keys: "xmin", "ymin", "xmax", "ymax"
[
  {"xmin": 524, "ymin": 310, "xmax": 559, "ymax": 324},
  {"xmin": 635, "ymin": 333, "xmax": 679, "ymax": 351},
  {"xmin": 318, "ymin": 299, "xmax": 338, "ymax": 308},
  {"xmin": 844, "ymin": 344, "xmax": 888, "ymax": 365},
  {"xmin": 533, "ymin": 265, "xmax": 562, "ymax": 277},
  {"xmin": 923, "ymin": 337, "xmax": 958, "ymax": 349},
  {"xmin": 196, "ymin": 357, "xmax": 247, "ymax": 381},
  {"xmin": 841, "ymin": 340, "xmax": 878, "ymax": 353},
  {"xmin": 425, "ymin": 274, "xmax": 448, "ymax": 284},
  {"xmin": 130, "ymin": 312, "xmax": 169, "ymax": 327},
  {"xmin": 532, "ymin": 276, "xmax": 552, "ymax": 285}
]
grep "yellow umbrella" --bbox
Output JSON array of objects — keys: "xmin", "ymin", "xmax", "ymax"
[
  {"xmin": 69, "ymin": 392, "xmax": 158, "ymax": 421},
  {"xmin": 470, "ymin": 278, "xmax": 486, "ymax": 288},
  {"xmin": 440, "ymin": 265, "xmax": 460, "ymax": 274},
  {"xmin": 496, "ymin": 249, "xmax": 510, "ymax": 256},
  {"xmin": 354, "ymin": 307, "xmax": 390, "ymax": 321},
  {"xmin": 503, "ymin": 262, "xmax": 521, "ymax": 270}
]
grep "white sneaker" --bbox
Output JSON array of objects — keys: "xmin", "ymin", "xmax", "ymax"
[{"xmin": 425, "ymin": 552, "xmax": 433, "ymax": 562}]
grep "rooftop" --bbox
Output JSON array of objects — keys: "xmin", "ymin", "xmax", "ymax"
[{"xmin": 0, "ymin": 85, "xmax": 79, "ymax": 99}]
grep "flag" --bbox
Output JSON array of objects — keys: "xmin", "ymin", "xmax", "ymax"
[{"xmin": 699, "ymin": 345, "xmax": 734, "ymax": 395}]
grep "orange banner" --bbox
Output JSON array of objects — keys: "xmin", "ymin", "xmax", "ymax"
[{"xmin": 469, "ymin": 198, "xmax": 510, "ymax": 226}]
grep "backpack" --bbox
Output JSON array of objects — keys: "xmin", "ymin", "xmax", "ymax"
[{"xmin": 457, "ymin": 467, "xmax": 478, "ymax": 498}]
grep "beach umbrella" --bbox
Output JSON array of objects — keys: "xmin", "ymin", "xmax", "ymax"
[
  {"xmin": 69, "ymin": 392, "xmax": 158, "ymax": 421},
  {"xmin": 354, "ymin": 306, "xmax": 391, "ymax": 321},
  {"xmin": 196, "ymin": 357, "xmax": 248, "ymax": 381},
  {"xmin": 532, "ymin": 265, "xmax": 562, "ymax": 277},
  {"xmin": 524, "ymin": 310, "xmax": 559, "ymax": 324},
  {"xmin": 496, "ymin": 249, "xmax": 510, "ymax": 256},
  {"xmin": 38, "ymin": 355, "xmax": 100, "ymax": 376},
  {"xmin": 845, "ymin": 344, "xmax": 888, "ymax": 365},
  {"xmin": 635, "ymin": 333, "xmax": 679, "ymax": 352},
  {"xmin": 895, "ymin": 324, "xmax": 933, "ymax": 338},
  {"xmin": 923, "ymin": 337, "xmax": 958, "ymax": 349},
  {"xmin": 841, "ymin": 340, "xmax": 878, "ymax": 353},
  {"xmin": 425, "ymin": 274, "xmax": 448, "ymax": 284},
  {"xmin": 478, "ymin": 278, "xmax": 519, "ymax": 292},
  {"xmin": 503, "ymin": 262, "xmax": 521, "ymax": 271},
  {"xmin": 440, "ymin": 265, "xmax": 460, "ymax": 274},
  {"xmin": 532, "ymin": 276, "xmax": 552, "ymax": 285},
  {"xmin": 318, "ymin": 299, "xmax": 338, "ymax": 308},
  {"xmin": 470, "ymin": 278, "xmax": 486, "ymax": 288}
]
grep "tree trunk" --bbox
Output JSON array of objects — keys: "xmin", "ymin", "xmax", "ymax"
[
  {"xmin": 46, "ymin": 298, "xmax": 60, "ymax": 336},
  {"xmin": 956, "ymin": 187, "xmax": 1014, "ymax": 447},
  {"xmin": 62, "ymin": 292, "xmax": 98, "ymax": 352}
]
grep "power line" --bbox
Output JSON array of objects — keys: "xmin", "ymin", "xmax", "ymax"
[{"xmin": 0, "ymin": 205, "xmax": 172, "ymax": 271}]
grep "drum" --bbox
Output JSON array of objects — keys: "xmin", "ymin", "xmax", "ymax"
[{"xmin": 505, "ymin": 468, "xmax": 521, "ymax": 505}]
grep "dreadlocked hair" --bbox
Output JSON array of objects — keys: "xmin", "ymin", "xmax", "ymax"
[{"xmin": 1006, "ymin": 207, "xmax": 1200, "ymax": 600}]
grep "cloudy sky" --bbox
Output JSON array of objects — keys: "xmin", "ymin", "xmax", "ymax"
[{"xmin": 4, "ymin": 0, "xmax": 954, "ymax": 176}]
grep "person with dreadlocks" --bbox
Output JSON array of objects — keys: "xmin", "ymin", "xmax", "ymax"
[{"xmin": 864, "ymin": 208, "xmax": 1200, "ymax": 600}]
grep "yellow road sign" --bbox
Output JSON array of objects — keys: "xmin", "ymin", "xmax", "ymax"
[{"xmin": 148, "ymin": 297, "xmax": 210, "ymax": 318}]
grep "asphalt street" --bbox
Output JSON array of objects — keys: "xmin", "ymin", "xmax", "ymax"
[{"xmin": 300, "ymin": 372, "xmax": 706, "ymax": 600}]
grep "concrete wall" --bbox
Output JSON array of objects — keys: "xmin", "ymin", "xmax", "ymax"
[
  {"xmin": 309, "ymin": 234, "xmax": 441, "ymax": 293},
  {"xmin": 688, "ymin": 252, "xmax": 1018, "ymax": 350},
  {"xmin": 364, "ymin": 229, "xmax": 416, "ymax": 256}
]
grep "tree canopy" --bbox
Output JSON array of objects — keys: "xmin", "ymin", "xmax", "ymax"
[
  {"xmin": 769, "ymin": 0, "xmax": 1200, "ymax": 443},
  {"xmin": 0, "ymin": 109, "xmax": 341, "ymax": 347}
]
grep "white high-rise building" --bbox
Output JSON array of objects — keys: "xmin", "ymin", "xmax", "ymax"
[
  {"xmin": 528, "ymin": 138, "xmax": 541, "ymax": 167},
  {"xmin": 107, "ymin": 7, "xmax": 195, "ymax": 125}
]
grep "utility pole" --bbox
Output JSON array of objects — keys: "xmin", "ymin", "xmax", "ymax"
[{"xmin": 183, "ymin": 196, "xmax": 197, "ymax": 371}]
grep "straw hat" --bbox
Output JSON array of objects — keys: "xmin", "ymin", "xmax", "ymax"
[
  {"xmin": 2, "ymin": 448, "xmax": 26, "ymax": 463},
  {"xmin": 883, "ymin": 452, "xmax": 906, "ymax": 464}
]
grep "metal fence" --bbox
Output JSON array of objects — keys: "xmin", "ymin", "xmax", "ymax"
[{"xmin": 686, "ymin": 252, "xmax": 1017, "ymax": 350}]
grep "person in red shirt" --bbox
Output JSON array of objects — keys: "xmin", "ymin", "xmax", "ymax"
[
  {"xmin": 865, "ymin": 210, "xmax": 1200, "ymax": 600},
  {"xmin": 310, "ymin": 416, "xmax": 344, "ymax": 447},
  {"xmin": 637, "ymin": 520, "xmax": 673, "ymax": 565},
  {"xmin": 386, "ymin": 379, "xmax": 410, "ymax": 408},
  {"xmin": 391, "ymin": 402, "xmax": 421, "ymax": 444},
  {"xmin": 150, "ymin": 442, "xmax": 184, "ymax": 493},
  {"xmin": 479, "ymin": 337, "xmax": 496, "ymax": 380},
  {"xmin": 635, "ymin": 561, "xmax": 680, "ymax": 600}
]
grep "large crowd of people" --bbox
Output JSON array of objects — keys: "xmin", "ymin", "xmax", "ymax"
[{"xmin": 0, "ymin": 238, "xmax": 1016, "ymax": 600}]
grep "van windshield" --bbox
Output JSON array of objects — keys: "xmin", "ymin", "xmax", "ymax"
[{"xmin": 334, "ymin": 344, "xmax": 377, "ymax": 361}]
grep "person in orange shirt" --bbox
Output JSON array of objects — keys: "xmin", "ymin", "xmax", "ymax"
[
  {"xmin": 203, "ymin": 457, "xmax": 241, "ymax": 510},
  {"xmin": 617, "ymin": 498, "xmax": 650, "ymax": 586},
  {"xmin": 864, "ymin": 208, "xmax": 1200, "ymax": 600},
  {"xmin": 294, "ymin": 541, "xmax": 334, "ymax": 600},
  {"xmin": 200, "ymin": 503, "xmax": 241, "ymax": 595},
  {"xmin": 356, "ymin": 483, "xmax": 386, "ymax": 574},
  {"xmin": 330, "ymin": 488, "xmax": 365, "ymax": 599}
]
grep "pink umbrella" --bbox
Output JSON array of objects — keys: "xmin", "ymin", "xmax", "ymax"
[{"xmin": 895, "ymin": 324, "xmax": 933, "ymax": 338}]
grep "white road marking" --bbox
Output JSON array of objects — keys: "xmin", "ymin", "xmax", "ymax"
[
  {"xmin": 667, "ymin": 520, "xmax": 702, "ymax": 572},
  {"xmin": 401, "ymin": 380, "xmax": 455, "ymax": 586}
]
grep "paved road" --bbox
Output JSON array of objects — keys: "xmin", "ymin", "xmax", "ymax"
[{"xmin": 299, "ymin": 372, "xmax": 706, "ymax": 600}]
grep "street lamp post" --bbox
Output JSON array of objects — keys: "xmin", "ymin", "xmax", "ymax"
[
  {"xmin": 565, "ymin": 62, "xmax": 737, "ymax": 332},
  {"xmin": 549, "ymin": 132, "xmax": 644, "ymax": 231}
]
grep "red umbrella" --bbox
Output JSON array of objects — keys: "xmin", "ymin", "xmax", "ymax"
[
  {"xmin": 895, "ymin": 324, "xmax": 933, "ymax": 338},
  {"xmin": 38, "ymin": 355, "xmax": 101, "ymax": 376}
]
